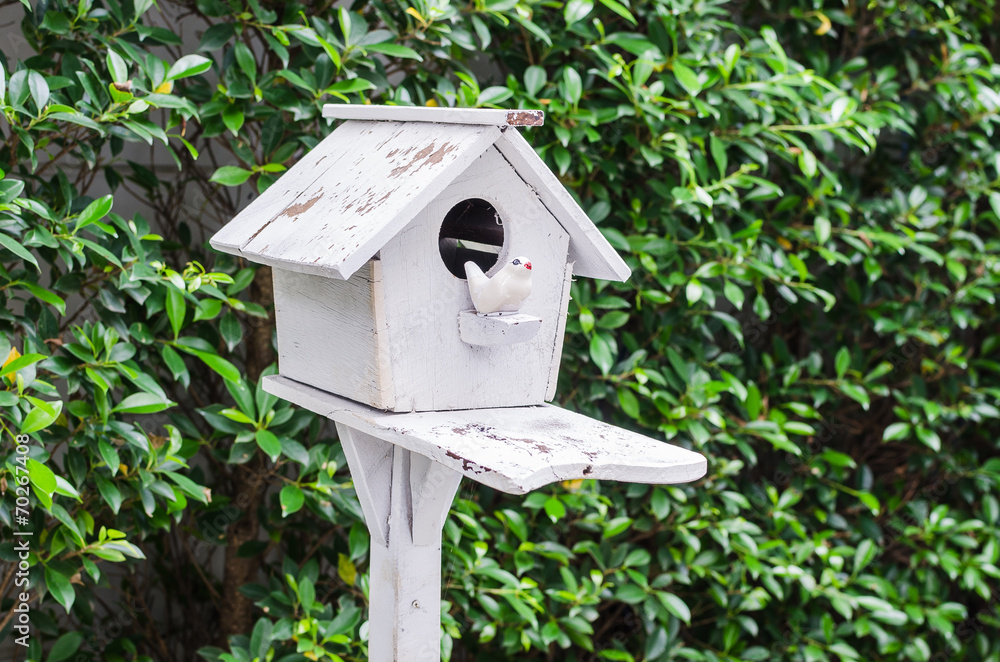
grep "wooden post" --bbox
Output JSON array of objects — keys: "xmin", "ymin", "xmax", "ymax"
[{"xmin": 338, "ymin": 424, "xmax": 463, "ymax": 661}]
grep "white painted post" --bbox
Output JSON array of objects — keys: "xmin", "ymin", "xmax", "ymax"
[{"xmin": 337, "ymin": 424, "xmax": 463, "ymax": 661}]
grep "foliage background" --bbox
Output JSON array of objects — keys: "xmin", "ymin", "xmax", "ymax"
[{"xmin": 1, "ymin": 0, "xmax": 1000, "ymax": 660}]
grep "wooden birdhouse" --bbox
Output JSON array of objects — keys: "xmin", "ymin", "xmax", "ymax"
[
  {"xmin": 211, "ymin": 106, "xmax": 707, "ymax": 662},
  {"xmin": 210, "ymin": 105, "xmax": 630, "ymax": 412}
]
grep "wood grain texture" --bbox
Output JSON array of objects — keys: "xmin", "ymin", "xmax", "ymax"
[
  {"xmin": 458, "ymin": 311, "xmax": 542, "ymax": 346},
  {"xmin": 211, "ymin": 117, "xmax": 631, "ymax": 285},
  {"xmin": 545, "ymin": 261, "xmax": 575, "ymax": 401},
  {"xmin": 495, "ymin": 128, "xmax": 631, "ymax": 282},
  {"xmin": 323, "ymin": 104, "xmax": 544, "ymax": 127},
  {"xmin": 211, "ymin": 120, "xmax": 501, "ymax": 280},
  {"xmin": 264, "ymin": 375, "xmax": 708, "ymax": 495},
  {"xmin": 377, "ymin": 146, "xmax": 570, "ymax": 411},
  {"xmin": 366, "ymin": 445, "xmax": 461, "ymax": 662},
  {"xmin": 409, "ymin": 452, "xmax": 463, "ymax": 546},
  {"xmin": 272, "ymin": 263, "xmax": 394, "ymax": 409},
  {"xmin": 337, "ymin": 424, "xmax": 394, "ymax": 546}
]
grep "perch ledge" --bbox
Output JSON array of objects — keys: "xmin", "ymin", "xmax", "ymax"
[{"xmin": 458, "ymin": 310, "xmax": 542, "ymax": 346}]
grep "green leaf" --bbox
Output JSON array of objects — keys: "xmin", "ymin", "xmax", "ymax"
[
  {"xmin": 226, "ymin": 377, "xmax": 256, "ymax": 420},
  {"xmin": 0, "ymin": 232, "xmax": 40, "ymax": 270},
  {"xmin": 107, "ymin": 51, "xmax": 128, "ymax": 83},
  {"xmin": 839, "ymin": 383, "xmax": 870, "ymax": 410},
  {"xmin": 163, "ymin": 471, "xmax": 208, "ymax": 503},
  {"xmin": 854, "ymin": 539, "xmax": 877, "ymax": 575},
  {"xmin": 562, "ymin": 67, "xmax": 582, "ymax": 105},
  {"xmin": 113, "ymin": 393, "xmax": 175, "ymax": 414},
  {"xmin": 44, "ymin": 567, "xmax": 75, "ymax": 612},
  {"xmin": 598, "ymin": 0, "xmax": 637, "ymax": 24},
  {"xmin": 882, "ymin": 422, "xmax": 911, "ymax": 442},
  {"xmin": 835, "ymin": 346, "xmax": 851, "ymax": 379},
  {"xmin": 564, "ymin": 0, "xmax": 593, "ymax": 24},
  {"xmin": 21, "ymin": 282, "xmax": 66, "ymax": 315},
  {"xmin": 255, "ymin": 429, "xmax": 281, "ymax": 461},
  {"xmin": 524, "ymin": 65, "xmax": 547, "ymax": 97},
  {"xmin": 989, "ymin": 191, "xmax": 1000, "ymax": 224},
  {"xmin": 22, "ymin": 400, "xmax": 63, "ymax": 435},
  {"xmin": 589, "ymin": 334, "xmax": 615, "ymax": 375},
  {"xmin": 28, "ymin": 71, "xmax": 49, "ymax": 110},
  {"xmin": 686, "ymin": 279, "xmax": 703, "ymax": 305},
  {"xmin": 210, "ymin": 166, "xmax": 253, "ymax": 186},
  {"xmin": 915, "ymin": 426, "xmax": 941, "ymax": 451},
  {"xmin": 76, "ymin": 194, "xmax": 113, "ymax": 231},
  {"xmin": 48, "ymin": 631, "xmax": 84, "ymax": 662},
  {"xmin": 233, "ymin": 42, "xmax": 256, "ymax": 82},
  {"xmin": 28, "ymin": 457, "xmax": 57, "ymax": 495},
  {"xmin": 188, "ymin": 350, "xmax": 241, "ymax": 382},
  {"xmin": 280, "ymin": 484, "xmax": 305, "ymax": 517},
  {"xmin": 0, "ymin": 352, "xmax": 46, "ymax": 378},
  {"xmin": 364, "ymin": 42, "xmax": 422, "ymax": 61},
  {"xmin": 166, "ymin": 287, "xmax": 185, "ymax": 339},
  {"xmin": 815, "ymin": 216, "xmax": 832, "ymax": 245},
  {"xmin": 544, "ymin": 496, "xmax": 566, "ymax": 522},
  {"xmin": 672, "ymin": 61, "xmax": 702, "ymax": 96},
  {"xmin": 166, "ymin": 54, "xmax": 212, "ymax": 81},
  {"xmin": 656, "ymin": 592, "xmax": 691, "ymax": 624},
  {"xmin": 222, "ymin": 105, "xmax": 244, "ymax": 136},
  {"xmin": 220, "ymin": 312, "xmax": 243, "ymax": 351}
]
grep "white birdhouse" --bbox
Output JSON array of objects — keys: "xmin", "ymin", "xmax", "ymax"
[
  {"xmin": 210, "ymin": 105, "xmax": 630, "ymax": 412},
  {"xmin": 211, "ymin": 106, "xmax": 707, "ymax": 662}
]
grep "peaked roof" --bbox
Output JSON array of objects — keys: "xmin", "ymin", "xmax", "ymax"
[{"xmin": 210, "ymin": 106, "xmax": 630, "ymax": 282}]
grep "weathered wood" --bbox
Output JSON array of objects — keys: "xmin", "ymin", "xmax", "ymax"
[
  {"xmin": 211, "ymin": 120, "xmax": 501, "ymax": 280},
  {"xmin": 366, "ymin": 445, "xmax": 461, "ymax": 662},
  {"xmin": 323, "ymin": 104, "xmax": 544, "ymax": 127},
  {"xmin": 272, "ymin": 262, "xmax": 395, "ymax": 410},
  {"xmin": 545, "ymin": 261, "xmax": 575, "ymax": 401},
  {"xmin": 337, "ymin": 424, "xmax": 394, "ymax": 546},
  {"xmin": 210, "ymin": 113, "xmax": 630, "ymax": 285},
  {"xmin": 376, "ymin": 146, "xmax": 570, "ymax": 411},
  {"xmin": 458, "ymin": 310, "xmax": 542, "ymax": 346},
  {"xmin": 264, "ymin": 375, "xmax": 708, "ymax": 495},
  {"xmin": 409, "ymin": 452, "xmax": 463, "ymax": 546},
  {"xmin": 495, "ymin": 128, "xmax": 631, "ymax": 282}
]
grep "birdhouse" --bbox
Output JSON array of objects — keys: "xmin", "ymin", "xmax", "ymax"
[
  {"xmin": 210, "ymin": 105, "xmax": 630, "ymax": 412},
  {"xmin": 211, "ymin": 106, "xmax": 707, "ymax": 662}
]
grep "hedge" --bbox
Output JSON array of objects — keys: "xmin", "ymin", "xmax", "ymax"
[{"xmin": 1, "ymin": 0, "xmax": 999, "ymax": 661}]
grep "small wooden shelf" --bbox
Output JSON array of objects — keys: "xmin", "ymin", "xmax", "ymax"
[
  {"xmin": 263, "ymin": 375, "xmax": 708, "ymax": 495},
  {"xmin": 458, "ymin": 310, "xmax": 542, "ymax": 346}
]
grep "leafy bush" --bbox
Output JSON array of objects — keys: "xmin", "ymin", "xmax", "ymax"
[{"xmin": 2, "ymin": 0, "xmax": 999, "ymax": 661}]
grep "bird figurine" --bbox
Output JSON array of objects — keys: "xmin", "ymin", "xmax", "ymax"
[{"xmin": 464, "ymin": 256, "xmax": 532, "ymax": 315}]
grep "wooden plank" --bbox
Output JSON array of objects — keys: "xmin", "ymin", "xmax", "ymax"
[
  {"xmin": 495, "ymin": 128, "xmax": 631, "ymax": 282},
  {"xmin": 545, "ymin": 261, "xmax": 575, "ymax": 400},
  {"xmin": 337, "ymin": 424, "xmax": 394, "ymax": 546},
  {"xmin": 366, "ymin": 445, "xmax": 460, "ymax": 662},
  {"xmin": 376, "ymin": 146, "xmax": 570, "ymax": 411},
  {"xmin": 264, "ymin": 375, "xmax": 708, "ymax": 495},
  {"xmin": 210, "ymin": 124, "xmax": 357, "ymax": 258},
  {"xmin": 458, "ymin": 311, "xmax": 542, "ymax": 346},
  {"xmin": 409, "ymin": 453, "xmax": 463, "ymax": 546},
  {"xmin": 323, "ymin": 104, "xmax": 544, "ymax": 127},
  {"xmin": 272, "ymin": 264, "xmax": 393, "ymax": 409},
  {"xmin": 213, "ymin": 120, "xmax": 501, "ymax": 281}
]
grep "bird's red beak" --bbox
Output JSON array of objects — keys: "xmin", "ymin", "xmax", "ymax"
[{"xmin": 525, "ymin": 262, "xmax": 532, "ymax": 270}]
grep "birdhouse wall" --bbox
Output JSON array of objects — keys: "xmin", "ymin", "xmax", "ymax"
[
  {"xmin": 272, "ymin": 262, "xmax": 396, "ymax": 410},
  {"xmin": 374, "ymin": 146, "xmax": 572, "ymax": 411}
]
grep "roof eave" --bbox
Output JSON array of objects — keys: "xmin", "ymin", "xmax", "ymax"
[{"xmin": 494, "ymin": 128, "xmax": 631, "ymax": 282}]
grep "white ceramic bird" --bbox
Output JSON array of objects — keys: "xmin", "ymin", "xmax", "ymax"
[{"xmin": 464, "ymin": 256, "xmax": 532, "ymax": 315}]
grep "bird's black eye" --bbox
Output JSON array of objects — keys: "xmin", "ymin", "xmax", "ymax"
[{"xmin": 512, "ymin": 259, "xmax": 520, "ymax": 265}]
